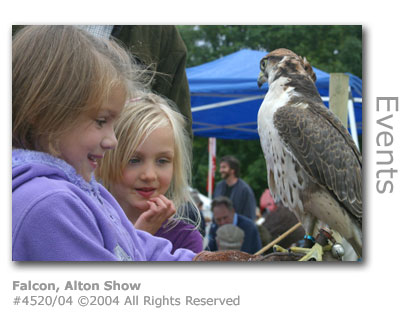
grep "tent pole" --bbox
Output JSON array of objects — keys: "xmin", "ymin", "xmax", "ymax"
[
  {"xmin": 207, "ymin": 137, "xmax": 216, "ymax": 199},
  {"xmin": 348, "ymin": 86, "xmax": 360, "ymax": 151}
]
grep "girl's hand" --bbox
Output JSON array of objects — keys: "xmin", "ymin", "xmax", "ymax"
[{"xmin": 134, "ymin": 195, "xmax": 176, "ymax": 235}]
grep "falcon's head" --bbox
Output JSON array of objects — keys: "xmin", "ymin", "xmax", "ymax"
[{"xmin": 257, "ymin": 48, "xmax": 316, "ymax": 88}]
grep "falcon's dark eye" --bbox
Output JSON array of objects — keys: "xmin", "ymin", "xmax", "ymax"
[{"xmin": 260, "ymin": 59, "xmax": 266, "ymax": 70}]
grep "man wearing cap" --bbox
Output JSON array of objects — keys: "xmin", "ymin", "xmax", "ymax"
[
  {"xmin": 207, "ymin": 196, "xmax": 262, "ymax": 254},
  {"xmin": 216, "ymin": 225, "xmax": 245, "ymax": 251}
]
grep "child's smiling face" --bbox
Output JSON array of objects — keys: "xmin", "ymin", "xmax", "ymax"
[
  {"xmin": 57, "ymin": 87, "xmax": 126, "ymax": 182},
  {"xmin": 109, "ymin": 125, "xmax": 175, "ymax": 219}
]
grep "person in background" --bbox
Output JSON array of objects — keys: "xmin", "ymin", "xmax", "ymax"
[
  {"xmin": 207, "ymin": 196, "xmax": 261, "ymax": 254},
  {"xmin": 97, "ymin": 92, "xmax": 203, "ymax": 254},
  {"xmin": 216, "ymin": 224, "xmax": 245, "ymax": 251},
  {"xmin": 259, "ymin": 188, "xmax": 277, "ymax": 216},
  {"xmin": 213, "ymin": 155, "xmax": 257, "ymax": 220}
]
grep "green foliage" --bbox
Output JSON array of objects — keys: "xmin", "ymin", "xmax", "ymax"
[
  {"xmin": 177, "ymin": 25, "xmax": 362, "ymax": 78},
  {"xmin": 179, "ymin": 25, "xmax": 362, "ymax": 203}
]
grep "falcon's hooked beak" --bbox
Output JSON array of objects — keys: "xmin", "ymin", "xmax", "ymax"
[{"xmin": 257, "ymin": 71, "xmax": 267, "ymax": 88}]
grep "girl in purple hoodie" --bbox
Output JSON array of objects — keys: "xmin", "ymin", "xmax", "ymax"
[{"xmin": 11, "ymin": 25, "xmax": 197, "ymax": 261}]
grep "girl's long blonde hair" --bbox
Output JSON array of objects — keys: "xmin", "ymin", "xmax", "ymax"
[
  {"xmin": 12, "ymin": 25, "xmax": 148, "ymax": 154},
  {"xmin": 97, "ymin": 92, "xmax": 200, "ymax": 229}
]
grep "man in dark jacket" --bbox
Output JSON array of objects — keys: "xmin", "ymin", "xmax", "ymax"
[
  {"xmin": 213, "ymin": 155, "xmax": 257, "ymax": 220},
  {"xmin": 207, "ymin": 197, "xmax": 261, "ymax": 254}
]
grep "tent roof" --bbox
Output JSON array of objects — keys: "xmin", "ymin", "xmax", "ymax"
[
  {"xmin": 187, "ymin": 49, "xmax": 362, "ymax": 140},
  {"xmin": 188, "ymin": 49, "xmax": 267, "ymax": 94}
]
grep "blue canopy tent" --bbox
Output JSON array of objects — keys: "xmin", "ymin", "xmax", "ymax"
[{"xmin": 186, "ymin": 49, "xmax": 362, "ymax": 142}]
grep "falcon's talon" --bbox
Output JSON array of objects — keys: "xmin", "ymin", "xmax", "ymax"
[
  {"xmin": 273, "ymin": 245, "xmax": 288, "ymax": 253},
  {"xmin": 298, "ymin": 243, "xmax": 324, "ymax": 261},
  {"xmin": 286, "ymin": 246, "xmax": 310, "ymax": 254}
]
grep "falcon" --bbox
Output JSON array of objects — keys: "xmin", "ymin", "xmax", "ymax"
[{"xmin": 257, "ymin": 48, "xmax": 362, "ymax": 261}]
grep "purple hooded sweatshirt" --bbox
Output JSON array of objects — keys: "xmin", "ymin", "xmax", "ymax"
[
  {"xmin": 155, "ymin": 220, "xmax": 203, "ymax": 254},
  {"xmin": 12, "ymin": 149, "xmax": 196, "ymax": 261}
]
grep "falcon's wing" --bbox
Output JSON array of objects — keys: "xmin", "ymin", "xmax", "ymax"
[{"xmin": 273, "ymin": 102, "xmax": 362, "ymax": 222}]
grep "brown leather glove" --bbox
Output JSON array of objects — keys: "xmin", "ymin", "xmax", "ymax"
[
  {"xmin": 193, "ymin": 250, "xmax": 304, "ymax": 262},
  {"xmin": 193, "ymin": 250, "xmax": 262, "ymax": 261}
]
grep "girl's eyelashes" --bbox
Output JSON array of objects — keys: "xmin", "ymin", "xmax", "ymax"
[
  {"xmin": 95, "ymin": 118, "xmax": 107, "ymax": 127},
  {"xmin": 128, "ymin": 157, "xmax": 172, "ymax": 165},
  {"xmin": 129, "ymin": 157, "xmax": 140, "ymax": 164},
  {"xmin": 157, "ymin": 158, "xmax": 171, "ymax": 165}
]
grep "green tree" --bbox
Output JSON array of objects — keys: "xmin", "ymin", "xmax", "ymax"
[{"xmin": 178, "ymin": 25, "xmax": 362, "ymax": 77}]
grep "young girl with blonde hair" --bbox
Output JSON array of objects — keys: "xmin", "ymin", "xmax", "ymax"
[
  {"xmin": 97, "ymin": 92, "xmax": 203, "ymax": 253},
  {"xmin": 12, "ymin": 25, "xmax": 197, "ymax": 261}
]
